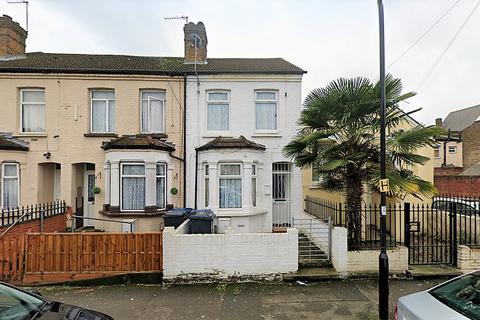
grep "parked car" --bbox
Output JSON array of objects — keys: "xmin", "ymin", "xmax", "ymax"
[
  {"xmin": 432, "ymin": 196, "xmax": 480, "ymax": 215},
  {"xmin": 0, "ymin": 281, "xmax": 113, "ymax": 320},
  {"xmin": 396, "ymin": 270, "xmax": 480, "ymax": 319}
]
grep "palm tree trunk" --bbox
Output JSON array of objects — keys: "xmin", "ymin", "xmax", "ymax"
[{"xmin": 345, "ymin": 166, "xmax": 363, "ymax": 249}]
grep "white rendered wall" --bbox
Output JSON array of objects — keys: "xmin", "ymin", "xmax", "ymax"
[
  {"xmin": 185, "ymin": 74, "xmax": 303, "ymax": 229},
  {"xmin": 163, "ymin": 226, "xmax": 298, "ymax": 279}
]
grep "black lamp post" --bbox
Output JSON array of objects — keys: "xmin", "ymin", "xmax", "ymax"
[{"xmin": 377, "ymin": 0, "xmax": 389, "ymax": 319}]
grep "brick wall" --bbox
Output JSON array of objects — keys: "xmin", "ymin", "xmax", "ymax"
[
  {"xmin": 0, "ymin": 214, "xmax": 66, "ymax": 236},
  {"xmin": 163, "ymin": 225, "xmax": 298, "ymax": 281},
  {"xmin": 462, "ymin": 121, "xmax": 480, "ymax": 169},
  {"xmin": 434, "ymin": 175, "xmax": 480, "ymax": 197},
  {"xmin": 457, "ymin": 245, "xmax": 480, "ymax": 273},
  {"xmin": 347, "ymin": 246, "xmax": 408, "ymax": 274},
  {"xmin": 434, "ymin": 167, "xmax": 464, "ymax": 176}
]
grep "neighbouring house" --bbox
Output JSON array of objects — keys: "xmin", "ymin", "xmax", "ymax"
[
  {"xmin": 183, "ymin": 22, "xmax": 306, "ymax": 232},
  {"xmin": 303, "ymin": 111, "xmax": 435, "ymax": 206},
  {"xmin": 0, "ymin": 15, "xmax": 185, "ymax": 231},
  {"xmin": 0, "ymin": 15, "xmax": 305, "ymax": 234},
  {"xmin": 433, "ymin": 105, "xmax": 480, "ymax": 168}
]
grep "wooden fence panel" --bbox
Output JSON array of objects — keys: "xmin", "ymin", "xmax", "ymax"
[{"xmin": 0, "ymin": 235, "xmax": 25, "ymax": 282}]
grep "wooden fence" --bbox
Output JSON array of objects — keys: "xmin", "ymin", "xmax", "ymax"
[{"xmin": 1, "ymin": 232, "xmax": 163, "ymax": 284}]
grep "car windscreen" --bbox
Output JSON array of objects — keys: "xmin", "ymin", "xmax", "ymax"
[
  {"xmin": 430, "ymin": 272, "xmax": 480, "ymax": 319},
  {"xmin": 0, "ymin": 283, "xmax": 45, "ymax": 320}
]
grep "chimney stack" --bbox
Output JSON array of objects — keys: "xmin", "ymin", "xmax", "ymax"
[
  {"xmin": 0, "ymin": 15, "xmax": 27, "ymax": 58},
  {"xmin": 184, "ymin": 22, "xmax": 207, "ymax": 64},
  {"xmin": 435, "ymin": 118, "xmax": 443, "ymax": 127}
]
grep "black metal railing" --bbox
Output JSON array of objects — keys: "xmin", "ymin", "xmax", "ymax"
[
  {"xmin": 1, "ymin": 200, "xmax": 67, "ymax": 228},
  {"xmin": 304, "ymin": 195, "xmax": 480, "ymax": 255}
]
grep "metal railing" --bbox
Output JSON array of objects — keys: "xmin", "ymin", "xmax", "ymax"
[
  {"xmin": 273, "ymin": 200, "xmax": 292, "ymax": 227},
  {"xmin": 70, "ymin": 215, "xmax": 136, "ymax": 233},
  {"xmin": 292, "ymin": 216, "xmax": 332, "ymax": 264},
  {"xmin": 1, "ymin": 200, "xmax": 67, "ymax": 228}
]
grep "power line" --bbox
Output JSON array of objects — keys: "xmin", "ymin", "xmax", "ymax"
[
  {"xmin": 416, "ymin": 0, "xmax": 480, "ymax": 91},
  {"xmin": 387, "ymin": 0, "xmax": 462, "ymax": 70}
]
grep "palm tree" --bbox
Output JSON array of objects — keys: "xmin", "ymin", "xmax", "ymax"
[{"xmin": 284, "ymin": 75, "xmax": 443, "ymax": 248}]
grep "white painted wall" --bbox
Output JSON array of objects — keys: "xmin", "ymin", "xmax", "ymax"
[
  {"xmin": 163, "ymin": 226, "xmax": 298, "ymax": 279},
  {"xmin": 185, "ymin": 74, "xmax": 303, "ymax": 231}
]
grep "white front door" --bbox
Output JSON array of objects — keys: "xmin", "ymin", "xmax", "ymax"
[{"xmin": 83, "ymin": 166, "xmax": 96, "ymax": 226}]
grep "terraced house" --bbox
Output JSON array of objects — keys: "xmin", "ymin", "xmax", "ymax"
[{"xmin": 0, "ymin": 15, "xmax": 305, "ymax": 233}]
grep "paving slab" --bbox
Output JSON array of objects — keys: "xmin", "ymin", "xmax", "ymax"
[{"xmin": 407, "ymin": 265, "xmax": 463, "ymax": 278}]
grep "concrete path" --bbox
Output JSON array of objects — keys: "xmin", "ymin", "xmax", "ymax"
[{"xmin": 38, "ymin": 279, "xmax": 444, "ymax": 319}]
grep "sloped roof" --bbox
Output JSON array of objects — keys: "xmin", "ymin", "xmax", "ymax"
[
  {"xmin": 0, "ymin": 52, "xmax": 306, "ymax": 75},
  {"xmin": 0, "ymin": 134, "xmax": 29, "ymax": 151},
  {"xmin": 460, "ymin": 161, "xmax": 480, "ymax": 176},
  {"xmin": 442, "ymin": 105, "xmax": 480, "ymax": 132},
  {"xmin": 196, "ymin": 135, "xmax": 266, "ymax": 151},
  {"xmin": 101, "ymin": 134, "xmax": 175, "ymax": 151}
]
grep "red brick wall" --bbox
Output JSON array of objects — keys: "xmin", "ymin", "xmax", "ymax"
[
  {"xmin": 434, "ymin": 175, "xmax": 480, "ymax": 197},
  {"xmin": 434, "ymin": 167, "xmax": 464, "ymax": 176},
  {"xmin": 0, "ymin": 214, "xmax": 67, "ymax": 236}
]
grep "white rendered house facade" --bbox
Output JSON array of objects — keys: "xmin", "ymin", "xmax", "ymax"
[{"xmin": 185, "ymin": 73, "xmax": 304, "ymax": 233}]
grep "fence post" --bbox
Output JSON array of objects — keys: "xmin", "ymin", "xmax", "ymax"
[
  {"xmin": 404, "ymin": 202, "xmax": 410, "ymax": 248},
  {"xmin": 451, "ymin": 202, "xmax": 458, "ymax": 267}
]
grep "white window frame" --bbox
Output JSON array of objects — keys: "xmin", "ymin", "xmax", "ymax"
[
  {"xmin": 254, "ymin": 90, "xmax": 278, "ymax": 132},
  {"xmin": 434, "ymin": 146, "xmax": 441, "ymax": 159},
  {"xmin": 218, "ymin": 163, "xmax": 242, "ymax": 209},
  {"xmin": 204, "ymin": 163, "xmax": 209, "ymax": 207},
  {"xmin": 206, "ymin": 90, "xmax": 230, "ymax": 133},
  {"xmin": 120, "ymin": 162, "xmax": 145, "ymax": 212},
  {"xmin": 90, "ymin": 89, "xmax": 115, "ymax": 133},
  {"xmin": 252, "ymin": 163, "xmax": 257, "ymax": 207},
  {"xmin": 156, "ymin": 163, "xmax": 167, "ymax": 210},
  {"xmin": 20, "ymin": 88, "xmax": 45, "ymax": 133},
  {"xmin": 448, "ymin": 145, "xmax": 457, "ymax": 154},
  {"xmin": 1, "ymin": 163, "xmax": 20, "ymax": 208},
  {"xmin": 140, "ymin": 90, "xmax": 166, "ymax": 134}
]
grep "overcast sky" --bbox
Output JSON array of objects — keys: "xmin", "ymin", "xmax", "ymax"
[{"xmin": 1, "ymin": 0, "xmax": 479, "ymax": 125}]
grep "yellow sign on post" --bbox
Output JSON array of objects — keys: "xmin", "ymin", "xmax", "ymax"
[{"xmin": 379, "ymin": 179, "xmax": 390, "ymax": 193}]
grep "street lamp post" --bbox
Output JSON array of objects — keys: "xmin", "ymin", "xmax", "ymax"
[{"xmin": 377, "ymin": 0, "xmax": 389, "ymax": 319}]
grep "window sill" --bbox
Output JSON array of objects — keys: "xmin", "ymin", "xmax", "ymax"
[
  {"xmin": 84, "ymin": 133, "xmax": 118, "ymax": 138},
  {"xmin": 14, "ymin": 133, "xmax": 47, "ymax": 138},
  {"xmin": 100, "ymin": 210, "xmax": 166, "ymax": 217},
  {"xmin": 216, "ymin": 208, "xmax": 268, "ymax": 217},
  {"xmin": 251, "ymin": 132, "xmax": 281, "ymax": 137},
  {"xmin": 202, "ymin": 132, "xmax": 233, "ymax": 138},
  {"xmin": 309, "ymin": 184, "xmax": 323, "ymax": 189}
]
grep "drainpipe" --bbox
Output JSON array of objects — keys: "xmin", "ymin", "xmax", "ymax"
[
  {"xmin": 194, "ymin": 148, "xmax": 198, "ymax": 209},
  {"xmin": 183, "ymin": 74, "xmax": 187, "ymax": 208}
]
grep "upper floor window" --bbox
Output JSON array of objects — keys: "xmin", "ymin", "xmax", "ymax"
[
  {"xmin": 141, "ymin": 90, "xmax": 165, "ymax": 133},
  {"xmin": 312, "ymin": 162, "xmax": 323, "ymax": 184},
  {"xmin": 91, "ymin": 90, "xmax": 115, "ymax": 133},
  {"xmin": 21, "ymin": 89, "xmax": 45, "ymax": 133},
  {"xmin": 1, "ymin": 163, "xmax": 19, "ymax": 208},
  {"xmin": 255, "ymin": 91, "xmax": 277, "ymax": 131},
  {"xmin": 434, "ymin": 146, "xmax": 440, "ymax": 159},
  {"xmin": 207, "ymin": 91, "xmax": 229, "ymax": 132},
  {"xmin": 219, "ymin": 163, "xmax": 241, "ymax": 208},
  {"xmin": 448, "ymin": 146, "xmax": 457, "ymax": 154}
]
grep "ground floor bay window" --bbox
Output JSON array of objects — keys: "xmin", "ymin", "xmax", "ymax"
[
  {"xmin": 121, "ymin": 163, "xmax": 146, "ymax": 211},
  {"xmin": 219, "ymin": 163, "xmax": 242, "ymax": 209}
]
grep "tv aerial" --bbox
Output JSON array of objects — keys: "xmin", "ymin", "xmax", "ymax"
[
  {"xmin": 164, "ymin": 16, "xmax": 188, "ymax": 24},
  {"xmin": 7, "ymin": 0, "xmax": 29, "ymax": 32}
]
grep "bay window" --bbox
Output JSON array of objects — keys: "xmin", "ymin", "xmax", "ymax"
[
  {"xmin": 207, "ymin": 91, "xmax": 229, "ymax": 132},
  {"xmin": 1, "ymin": 163, "xmax": 19, "ymax": 209},
  {"xmin": 255, "ymin": 91, "xmax": 277, "ymax": 131},
  {"xmin": 91, "ymin": 90, "xmax": 115, "ymax": 133},
  {"xmin": 21, "ymin": 89, "xmax": 45, "ymax": 133},
  {"xmin": 121, "ymin": 163, "xmax": 145, "ymax": 211},
  {"xmin": 141, "ymin": 90, "xmax": 165, "ymax": 133},
  {"xmin": 219, "ymin": 163, "xmax": 242, "ymax": 208},
  {"xmin": 156, "ymin": 163, "xmax": 166, "ymax": 209}
]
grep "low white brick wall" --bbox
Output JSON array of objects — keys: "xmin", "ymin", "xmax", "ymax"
[
  {"xmin": 331, "ymin": 227, "xmax": 348, "ymax": 274},
  {"xmin": 163, "ymin": 227, "xmax": 298, "ymax": 280},
  {"xmin": 347, "ymin": 246, "xmax": 408, "ymax": 274},
  {"xmin": 458, "ymin": 245, "xmax": 480, "ymax": 272}
]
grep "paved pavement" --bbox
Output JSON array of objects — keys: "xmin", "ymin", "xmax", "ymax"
[{"xmin": 37, "ymin": 279, "xmax": 445, "ymax": 319}]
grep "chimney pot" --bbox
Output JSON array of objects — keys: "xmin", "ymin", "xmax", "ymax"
[
  {"xmin": 184, "ymin": 21, "xmax": 208, "ymax": 64},
  {"xmin": 435, "ymin": 118, "xmax": 443, "ymax": 127},
  {"xmin": 0, "ymin": 15, "xmax": 27, "ymax": 58}
]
